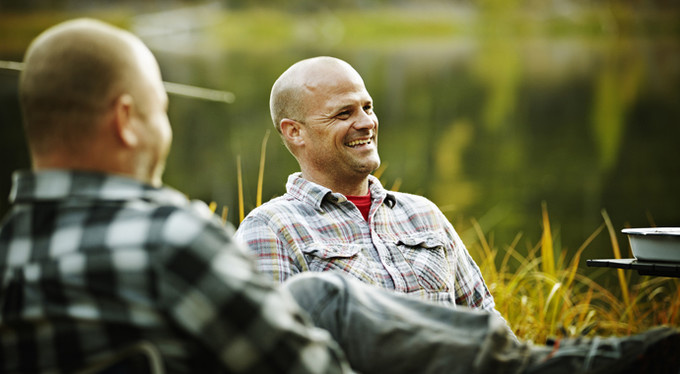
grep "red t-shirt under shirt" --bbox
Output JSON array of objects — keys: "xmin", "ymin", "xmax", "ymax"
[{"xmin": 346, "ymin": 193, "xmax": 371, "ymax": 221}]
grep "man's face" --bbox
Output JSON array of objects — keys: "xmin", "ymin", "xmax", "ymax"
[{"xmin": 298, "ymin": 64, "xmax": 380, "ymax": 186}]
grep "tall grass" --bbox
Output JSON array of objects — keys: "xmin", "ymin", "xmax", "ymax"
[{"xmin": 467, "ymin": 203, "xmax": 680, "ymax": 342}]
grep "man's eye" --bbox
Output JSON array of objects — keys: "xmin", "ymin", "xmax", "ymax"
[
  {"xmin": 336, "ymin": 110, "xmax": 351, "ymax": 119},
  {"xmin": 364, "ymin": 105, "xmax": 373, "ymax": 114}
]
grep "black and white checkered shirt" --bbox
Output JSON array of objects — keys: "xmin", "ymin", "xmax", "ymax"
[{"xmin": 0, "ymin": 170, "xmax": 349, "ymax": 373}]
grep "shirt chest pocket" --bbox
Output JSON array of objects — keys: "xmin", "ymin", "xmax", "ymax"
[
  {"xmin": 393, "ymin": 234, "xmax": 453, "ymax": 292},
  {"xmin": 300, "ymin": 243, "xmax": 377, "ymax": 285}
]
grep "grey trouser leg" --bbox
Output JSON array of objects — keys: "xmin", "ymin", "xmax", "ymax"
[{"xmin": 284, "ymin": 271, "xmax": 531, "ymax": 374}]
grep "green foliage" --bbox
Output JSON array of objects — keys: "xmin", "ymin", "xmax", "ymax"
[
  {"xmin": 0, "ymin": 10, "xmax": 132, "ymax": 56},
  {"xmin": 467, "ymin": 204, "xmax": 680, "ymax": 342}
]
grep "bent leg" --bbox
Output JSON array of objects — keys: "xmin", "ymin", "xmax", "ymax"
[{"xmin": 283, "ymin": 271, "xmax": 530, "ymax": 374}]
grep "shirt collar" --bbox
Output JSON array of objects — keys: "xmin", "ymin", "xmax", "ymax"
[
  {"xmin": 9, "ymin": 169, "xmax": 189, "ymax": 207},
  {"xmin": 285, "ymin": 172, "xmax": 396, "ymax": 211}
]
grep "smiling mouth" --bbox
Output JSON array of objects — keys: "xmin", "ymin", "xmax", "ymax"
[{"xmin": 346, "ymin": 138, "xmax": 373, "ymax": 147}]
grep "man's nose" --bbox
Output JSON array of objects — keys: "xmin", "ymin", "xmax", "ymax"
[{"xmin": 354, "ymin": 110, "xmax": 377, "ymax": 131}]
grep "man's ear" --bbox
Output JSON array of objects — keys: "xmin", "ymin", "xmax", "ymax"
[
  {"xmin": 113, "ymin": 93, "xmax": 138, "ymax": 147},
  {"xmin": 280, "ymin": 118, "xmax": 304, "ymax": 147}
]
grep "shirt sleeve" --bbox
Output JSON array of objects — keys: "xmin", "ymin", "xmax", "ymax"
[
  {"xmin": 449, "ymin": 229, "xmax": 496, "ymax": 311},
  {"xmin": 441, "ymin": 214, "xmax": 516, "ymax": 337},
  {"xmin": 234, "ymin": 214, "xmax": 301, "ymax": 283},
  {"xmin": 429, "ymin": 205, "xmax": 495, "ymax": 312},
  {"xmin": 157, "ymin": 206, "xmax": 349, "ymax": 373}
]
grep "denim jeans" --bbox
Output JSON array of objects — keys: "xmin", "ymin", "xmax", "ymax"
[{"xmin": 284, "ymin": 271, "xmax": 532, "ymax": 374}]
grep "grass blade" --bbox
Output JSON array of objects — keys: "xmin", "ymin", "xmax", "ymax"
[
  {"xmin": 237, "ymin": 155, "xmax": 245, "ymax": 223},
  {"xmin": 541, "ymin": 202, "xmax": 555, "ymax": 276},
  {"xmin": 256, "ymin": 130, "xmax": 271, "ymax": 207},
  {"xmin": 601, "ymin": 210, "xmax": 631, "ymax": 313}
]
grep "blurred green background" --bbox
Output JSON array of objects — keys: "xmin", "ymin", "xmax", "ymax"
[{"xmin": 1, "ymin": 1, "xmax": 679, "ymax": 265}]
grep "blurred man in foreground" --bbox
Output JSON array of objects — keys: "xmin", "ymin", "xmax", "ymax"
[
  {"xmin": 2, "ymin": 18, "xmax": 679, "ymax": 374},
  {"xmin": 0, "ymin": 18, "xmax": 349, "ymax": 373}
]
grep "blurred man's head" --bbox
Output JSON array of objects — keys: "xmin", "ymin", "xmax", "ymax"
[
  {"xmin": 270, "ymin": 56, "xmax": 380, "ymax": 195},
  {"xmin": 19, "ymin": 18, "xmax": 171, "ymax": 187}
]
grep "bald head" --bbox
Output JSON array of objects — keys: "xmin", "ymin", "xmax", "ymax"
[
  {"xmin": 18, "ymin": 18, "xmax": 171, "ymax": 187},
  {"xmin": 19, "ymin": 18, "xmax": 154, "ymax": 157},
  {"xmin": 269, "ymin": 57, "xmax": 379, "ymax": 194},
  {"xmin": 269, "ymin": 56, "xmax": 364, "ymax": 134}
]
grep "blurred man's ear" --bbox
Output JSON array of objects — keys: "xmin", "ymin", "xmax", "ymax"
[{"xmin": 113, "ymin": 94, "xmax": 138, "ymax": 147}]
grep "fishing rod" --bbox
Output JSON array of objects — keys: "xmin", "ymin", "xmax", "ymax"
[{"xmin": 0, "ymin": 60, "xmax": 235, "ymax": 104}]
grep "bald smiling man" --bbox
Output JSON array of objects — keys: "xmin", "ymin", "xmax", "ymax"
[{"xmin": 236, "ymin": 56, "xmax": 503, "ymax": 319}]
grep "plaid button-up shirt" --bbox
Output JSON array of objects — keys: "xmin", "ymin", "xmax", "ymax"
[
  {"xmin": 0, "ymin": 170, "xmax": 349, "ymax": 374},
  {"xmin": 235, "ymin": 173, "xmax": 498, "ymax": 313}
]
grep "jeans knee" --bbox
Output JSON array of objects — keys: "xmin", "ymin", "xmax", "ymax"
[
  {"xmin": 284, "ymin": 271, "xmax": 345, "ymax": 294},
  {"xmin": 283, "ymin": 271, "xmax": 347, "ymax": 310}
]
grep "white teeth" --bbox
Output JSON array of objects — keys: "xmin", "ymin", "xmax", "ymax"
[{"xmin": 346, "ymin": 139, "xmax": 371, "ymax": 147}]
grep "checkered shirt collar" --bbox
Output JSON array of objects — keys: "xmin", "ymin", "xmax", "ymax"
[
  {"xmin": 9, "ymin": 169, "xmax": 188, "ymax": 207},
  {"xmin": 284, "ymin": 172, "xmax": 396, "ymax": 211}
]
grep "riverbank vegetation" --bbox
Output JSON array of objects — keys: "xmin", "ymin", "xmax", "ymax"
[{"xmin": 466, "ymin": 205, "xmax": 680, "ymax": 342}]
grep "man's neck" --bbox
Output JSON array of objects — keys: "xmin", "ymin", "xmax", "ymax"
[
  {"xmin": 32, "ymin": 150, "xmax": 159, "ymax": 187},
  {"xmin": 300, "ymin": 172, "xmax": 369, "ymax": 196}
]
